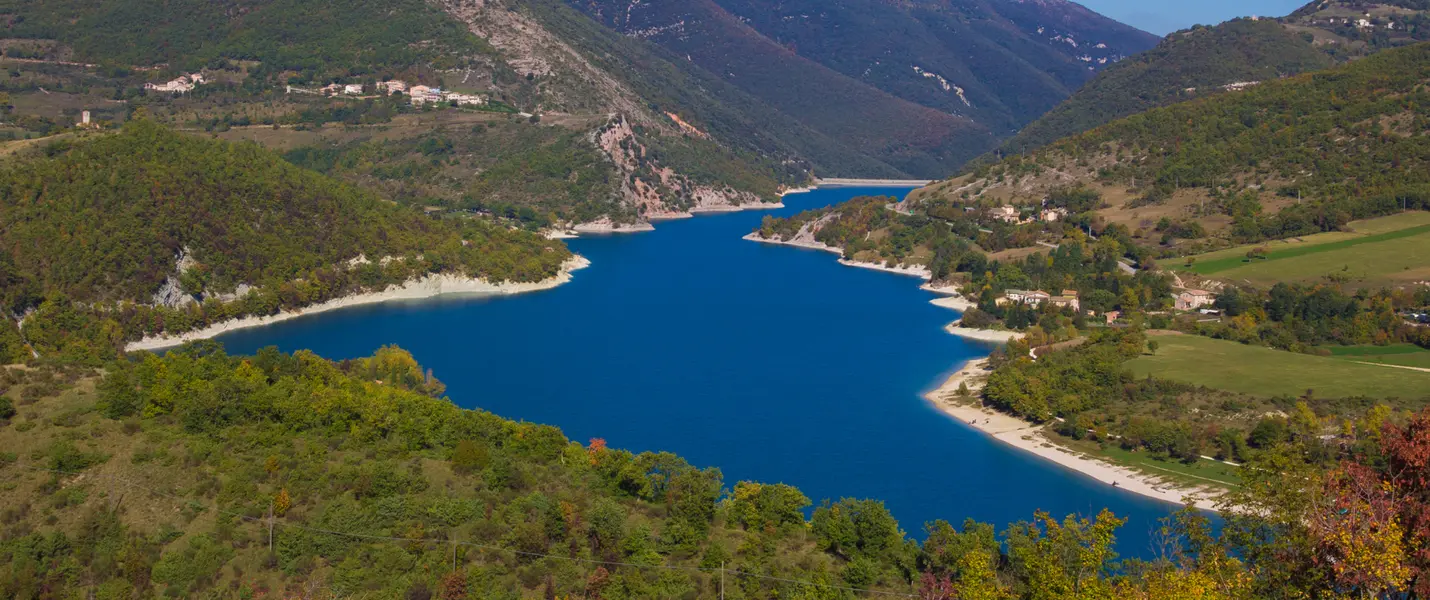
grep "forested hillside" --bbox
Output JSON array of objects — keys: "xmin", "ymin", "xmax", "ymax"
[
  {"xmin": 0, "ymin": 0, "xmax": 499, "ymax": 78},
  {"xmin": 0, "ymin": 120, "xmax": 572, "ymax": 362},
  {"xmin": 912, "ymin": 41, "xmax": 1430, "ymax": 259},
  {"xmin": 999, "ymin": 0, "xmax": 1430, "ymax": 155},
  {"xmin": 3, "ymin": 344, "xmax": 1430, "ymax": 598}
]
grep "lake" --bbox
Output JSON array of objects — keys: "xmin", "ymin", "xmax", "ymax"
[{"xmin": 215, "ymin": 186, "xmax": 1183, "ymax": 555}]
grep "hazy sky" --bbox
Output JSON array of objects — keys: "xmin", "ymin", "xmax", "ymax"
[{"xmin": 1081, "ymin": 0, "xmax": 1310, "ymax": 35}]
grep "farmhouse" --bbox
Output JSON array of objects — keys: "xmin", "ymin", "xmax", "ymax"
[
  {"xmin": 991, "ymin": 205, "xmax": 1021, "ymax": 224},
  {"xmin": 378, "ymin": 80, "xmax": 408, "ymax": 94},
  {"xmin": 343, "ymin": 84, "xmax": 364, "ymax": 95},
  {"xmin": 1050, "ymin": 289, "xmax": 1080, "ymax": 311},
  {"xmin": 145, "ymin": 73, "xmax": 205, "ymax": 94},
  {"xmin": 1040, "ymin": 207, "xmax": 1068, "ymax": 222},
  {"xmin": 997, "ymin": 289, "xmax": 1051, "ymax": 306},
  {"xmin": 1175, "ymin": 290, "xmax": 1216, "ymax": 311}
]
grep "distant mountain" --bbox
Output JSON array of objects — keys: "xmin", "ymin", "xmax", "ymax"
[
  {"xmin": 0, "ymin": 0, "xmax": 1155, "ymax": 221},
  {"xmin": 563, "ymin": 0, "xmax": 1158, "ymax": 176},
  {"xmin": 996, "ymin": 0, "xmax": 1430, "ymax": 155}
]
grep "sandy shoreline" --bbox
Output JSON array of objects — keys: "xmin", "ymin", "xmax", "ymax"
[
  {"xmin": 943, "ymin": 322, "xmax": 1022, "ymax": 343},
  {"xmin": 743, "ymin": 224, "xmax": 1224, "ymax": 509},
  {"xmin": 924, "ymin": 360, "xmax": 1222, "ymax": 510},
  {"xmin": 742, "ymin": 232, "xmax": 936, "ymax": 279},
  {"xmin": 125, "ymin": 256, "xmax": 592, "ymax": 352}
]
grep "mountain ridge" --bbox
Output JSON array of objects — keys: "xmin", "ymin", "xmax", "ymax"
[{"xmin": 994, "ymin": 0, "xmax": 1430, "ymax": 156}]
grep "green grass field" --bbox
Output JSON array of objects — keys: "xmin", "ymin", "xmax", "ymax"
[
  {"xmin": 1057, "ymin": 436, "xmax": 1244, "ymax": 489},
  {"xmin": 1127, "ymin": 334, "xmax": 1430, "ymax": 399},
  {"xmin": 1322, "ymin": 343, "xmax": 1430, "ymax": 369},
  {"xmin": 1171, "ymin": 212, "xmax": 1430, "ymax": 287}
]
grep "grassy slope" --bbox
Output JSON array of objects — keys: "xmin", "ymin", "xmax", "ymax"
[
  {"xmin": 1173, "ymin": 212, "xmax": 1430, "ymax": 286},
  {"xmin": 1126, "ymin": 334, "xmax": 1430, "ymax": 399}
]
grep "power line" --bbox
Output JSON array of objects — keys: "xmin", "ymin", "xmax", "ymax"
[{"xmin": 15, "ymin": 463, "xmax": 918, "ymax": 598}]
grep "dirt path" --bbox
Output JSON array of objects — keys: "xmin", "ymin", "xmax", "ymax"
[{"xmin": 1353, "ymin": 361, "xmax": 1430, "ymax": 373}]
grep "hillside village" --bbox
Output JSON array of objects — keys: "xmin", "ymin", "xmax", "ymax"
[{"xmin": 147, "ymin": 71, "xmax": 491, "ymax": 108}]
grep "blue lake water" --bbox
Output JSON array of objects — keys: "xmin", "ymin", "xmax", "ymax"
[{"xmin": 216, "ymin": 186, "xmax": 1182, "ymax": 555}]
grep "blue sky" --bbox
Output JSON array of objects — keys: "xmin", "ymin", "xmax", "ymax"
[{"xmin": 1081, "ymin": 0, "xmax": 1310, "ymax": 35}]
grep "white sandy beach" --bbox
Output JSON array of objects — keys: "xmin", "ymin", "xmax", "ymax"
[
  {"xmin": 573, "ymin": 218, "xmax": 657, "ymax": 234},
  {"xmin": 943, "ymin": 322, "xmax": 1022, "ymax": 343},
  {"xmin": 924, "ymin": 359, "xmax": 1222, "ymax": 510},
  {"xmin": 742, "ymin": 232, "xmax": 936, "ymax": 279},
  {"xmin": 125, "ymin": 256, "xmax": 592, "ymax": 352}
]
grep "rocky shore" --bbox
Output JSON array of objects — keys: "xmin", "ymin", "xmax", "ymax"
[{"xmin": 125, "ymin": 256, "xmax": 592, "ymax": 352}]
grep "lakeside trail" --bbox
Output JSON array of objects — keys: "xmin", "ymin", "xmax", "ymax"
[
  {"xmin": 125, "ymin": 256, "xmax": 592, "ymax": 352},
  {"xmin": 922, "ymin": 358, "xmax": 1223, "ymax": 511}
]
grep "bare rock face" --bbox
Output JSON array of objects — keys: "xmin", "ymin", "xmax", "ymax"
[
  {"xmin": 437, "ymin": 0, "xmax": 653, "ymax": 119},
  {"xmin": 593, "ymin": 115, "xmax": 768, "ymax": 223},
  {"xmin": 151, "ymin": 247, "xmax": 198, "ymax": 308}
]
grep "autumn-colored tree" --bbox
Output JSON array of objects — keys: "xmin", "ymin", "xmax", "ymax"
[
  {"xmin": 440, "ymin": 570, "xmax": 467, "ymax": 600},
  {"xmin": 585, "ymin": 567, "xmax": 610, "ymax": 599},
  {"xmin": 918, "ymin": 572, "xmax": 955, "ymax": 600},
  {"xmin": 1379, "ymin": 408, "xmax": 1430, "ymax": 597},
  {"xmin": 587, "ymin": 437, "xmax": 608, "ymax": 465},
  {"xmin": 263, "ymin": 454, "xmax": 281, "ymax": 475},
  {"xmin": 273, "ymin": 487, "xmax": 291, "ymax": 517},
  {"xmin": 1307, "ymin": 462, "xmax": 1410, "ymax": 597}
]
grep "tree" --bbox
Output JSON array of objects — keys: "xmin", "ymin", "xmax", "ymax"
[
  {"xmin": 273, "ymin": 488, "xmax": 291, "ymax": 517},
  {"xmin": 440, "ymin": 571, "xmax": 467, "ymax": 600},
  {"xmin": 1147, "ymin": 340, "xmax": 1160, "ymax": 355},
  {"xmin": 1307, "ymin": 463, "xmax": 1411, "ymax": 596},
  {"xmin": 1006, "ymin": 509, "xmax": 1124, "ymax": 600},
  {"xmin": 450, "ymin": 439, "xmax": 489, "ymax": 474},
  {"xmin": 1379, "ymin": 409, "xmax": 1430, "ymax": 597}
]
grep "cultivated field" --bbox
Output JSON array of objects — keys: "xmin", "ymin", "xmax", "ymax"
[
  {"xmin": 1126, "ymin": 334, "xmax": 1430, "ymax": 400},
  {"xmin": 1170, "ymin": 211, "xmax": 1430, "ymax": 288}
]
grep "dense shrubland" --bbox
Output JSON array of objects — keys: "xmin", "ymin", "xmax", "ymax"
[{"xmin": 3, "ymin": 344, "xmax": 1430, "ymax": 598}]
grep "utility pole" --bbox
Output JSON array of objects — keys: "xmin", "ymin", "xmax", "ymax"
[
  {"xmin": 720, "ymin": 561, "xmax": 725, "ymax": 600},
  {"xmin": 451, "ymin": 540, "xmax": 457, "ymax": 572}
]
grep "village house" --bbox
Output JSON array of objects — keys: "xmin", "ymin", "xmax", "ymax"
[
  {"xmin": 997, "ymin": 289, "xmax": 1051, "ymax": 306},
  {"xmin": 145, "ymin": 73, "xmax": 205, "ymax": 94},
  {"xmin": 1049, "ymin": 289, "xmax": 1080, "ymax": 311},
  {"xmin": 1049, "ymin": 295, "xmax": 1079, "ymax": 311},
  {"xmin": 1175, "ymin": 289, "xmax": 1216, "ymax": 311},
  {"xmin": 343, "ymin": 83, "xmax": 364, "ymax": 95},
  {"xmin": 1040, "ymin": 207, "xmax": 1068, "ymax": 222},
  {"xmin": 408, "ymin": 85, "xmax": 446, "ymax": 105},
  {"xmin": 441, "ymin": 91, "xmax": 486, "ymax": 106},
  {"xmin": 320, "ymin": 83, "xmax": 343, "ymax": 95},
  {"xmin": 378, "ymin": 80, "xmax": 408, "ymax": 94},
  {"xmin": 991, "ymin": 205, "xmax": 1021, "ymax": 224}
]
